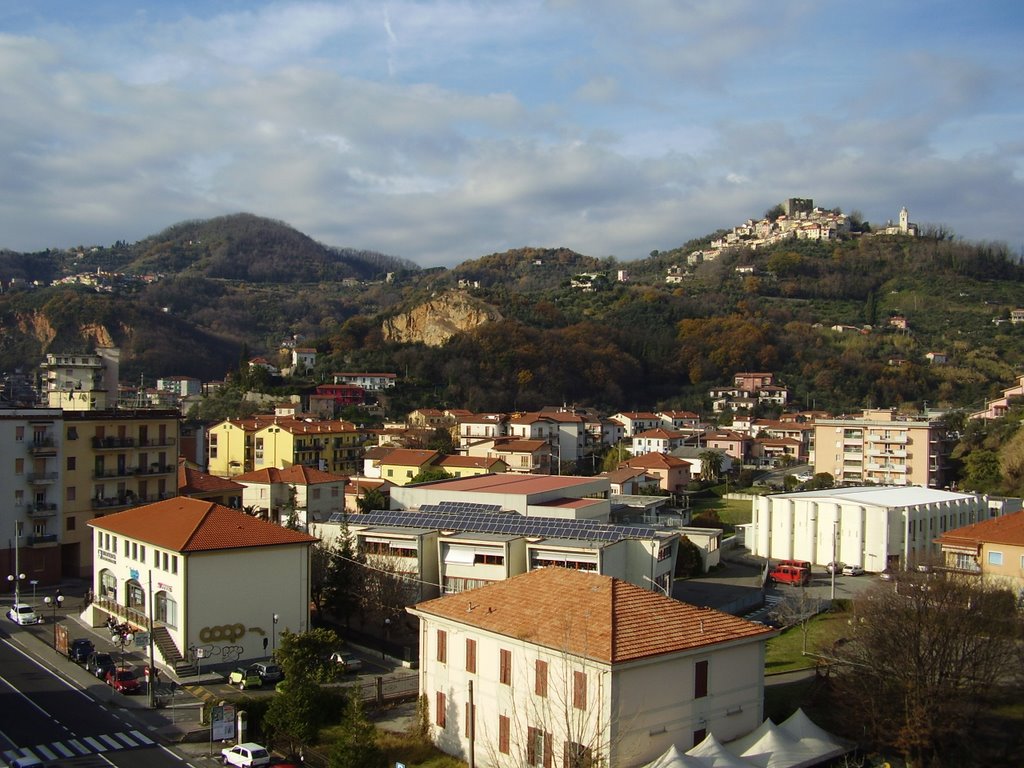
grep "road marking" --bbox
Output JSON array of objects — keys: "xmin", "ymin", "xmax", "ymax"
[
  {"xmin": 53, "ymin": 741, "xmax": 76, "ymax": 757},
  {"xmin": 83, "ymin": 735, "xmax": 107, "ymax": 751},
  {"xmin": 130, "ymin": 729, "xmax": 155, "ymax": 745},
  {"xmin": 112, "ymin": 732, "xmax": 138, "ymax": 747},
  {"xmin": 37, "ymin": 744, "xmax": 59, "ymax": 760},
  {"xmin": 98, "ymin": 733, "xmax": 123, "ymax": 749},
  {"xmin": 68, "ymin": 738, "xmax": 90, "ymax": 754}
]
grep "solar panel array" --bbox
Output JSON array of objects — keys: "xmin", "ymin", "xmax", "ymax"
[
  {"xmin": 420, "ymin": 501, "xmax": 504, "ymax": 515},
  {"xmin": 344, "ymin": 506, "xmax": 662, "ymax": 543}
]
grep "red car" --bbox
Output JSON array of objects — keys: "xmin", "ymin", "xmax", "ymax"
[{"xmin": 106, "ymin": 668, "xmax": 141, "ymax": 694}]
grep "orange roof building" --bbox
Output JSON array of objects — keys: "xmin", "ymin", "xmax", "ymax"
[
  {"xmin": 87, "ymin": 497, "xmax": 317, "ymax": 674},
  {"xmin": 408, "ymin": 567, "xmax": 773, "ymax": 766},
  {"xmin": 935, "ymin": 509, "xmax": 1024, "ymax": 589}
]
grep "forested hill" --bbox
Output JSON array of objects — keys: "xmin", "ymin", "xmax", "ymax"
[
  {"xmin": 47, "ymin": 213, "xmax": 417, "ymax": 283},
  {"xmin": 3, "ymin": 210, "xmax": 1024, "ymax": 420}
]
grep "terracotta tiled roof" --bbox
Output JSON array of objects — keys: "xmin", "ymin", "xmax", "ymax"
[
  {"xmin": 89, "ymin": 497, "xmax": 316, "ymax": 553},
  {"xmin": 633, "ymin": 428, "xmax": 685, "ymax": 439},
  {"xmin": 625, "ymin": 453, "xmax": 690, "ymax": 470},
  {"xmin": 492, "ymin": 438, "xmax": 548, "ymax": 453},
  {"xmin": 177, "ymin": 461, "xmax": 244, "ymax": 495},
  {"xmin": 411, "ymin": 568, "xmax": 773, "ymax": 664},
  {"xmin": 379, "ymin": 448, "xmax": 441, "ymax": 466},
  {"xmin": 233, "ymin": 465, "xmax": 347, "ymax": 485},
  {"xmin": 935, "ymin": 510, "xmax": 1024, "ymax": 548}
]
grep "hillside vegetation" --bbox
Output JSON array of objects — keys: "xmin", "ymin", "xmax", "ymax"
[{"xmin": 2, "ymin": 211, "xmax": 1024, "ymax": 420}]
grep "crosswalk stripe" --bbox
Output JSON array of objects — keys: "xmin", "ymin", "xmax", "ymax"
[
  {"xmin": 113, "ymin": 732, "xmax": 138, "ymax": 747},
  {"xmin": 53, "ymin": 741, "xmax": 76, "ymax": 758},
  {"xmin": 84, "ymin": 736, "xmax": 107, "ymax": 752},
  {"xmin": 68, "ymin": 738, "xmax": 90, "ymax": 754},
  {"xmin": 98, "ymin": 734, "xmax": 122, "ymax": 749},
  {"xmin": 130, "ymin": 729, "xmax": 155, "ymax": 745},
  {"xmin": 3, "ymin": 751, "xmax": 21, "ymax": 763},
  {"xmin": 37, "ymin": 744, "xmax": 59, "ymax": 760}
]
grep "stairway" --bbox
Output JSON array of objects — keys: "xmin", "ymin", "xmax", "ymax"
[{"xmin": 151, "ymin": 626, "xmax": 196, "ymax": 677}]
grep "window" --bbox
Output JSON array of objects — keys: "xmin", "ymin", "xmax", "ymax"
[
  {"xmin": 67, "ymin": 456, "xmax": 76, "ymax": 471},
  {"xmin": 535, "ymin": 659, "xmax": 548, "ymax": 697},
  {"xmin": 15, "ymin": 458, "xmax": 24, "ymax": 474},
  {"xmin": 572, "ymin": 671, "xmax": 587, "ymax": 710},
  {"xmin": 435, "ymin": 691, "xmax": 446, "ymax": 728},
  {"xmin": 171, "ymin": 555, "xmax": 178, "ymax": 574},
  {"xmin": 499, "ymin": 715, "xmax": 510, "ymax": 754},
  {"xmin": 695, "ymin": 659, "xmax": 709, "ymax": 699},
  {"xmin": 312, "ymin": 488, "xmax": 321, "ymax": 500},
  {"xmin": 140, "ymin": 545, "xmax": 146, "ymax": 562},
  {"xmin": 66, "ymin": 486, "xmax": 76, "ymax": 502},
  {"xmin": 66, "ymin": 516, "xmax": 76, "ymax": 531},
  {"xmin": 67, "ymin": 427, "xmax": 78, "ymax": 440},
  {"xmin": 437, "ymin": 629, "xmax": 447, "ymax": 664},
  {"xmin": 988, "ymin": 550, "xmax": 1004, "ymax": 566},
  {"xmin": 16, "ymin": 426, "xmax": 25, "ymax": 441},
  {"xmin": 465, "ymin": 638, "xmax": 476, "ymax": 673},
  {"xmin": 693, "ymin": 729, "xmax": 707, "ymax": 747},
  {"xmin": 527, "ymin": 727, "xmax": 553, "ymax": 767},
  {"xmin": 563, "ymin": 741, "xmax": 593, "ymax": 768},
  {"xmin": 15, "ymin": 490, "xmax": 24, "ymax": 505},
  {"xmin": 500, "ymin": 649, "xmax": 512, "ymax": 685},
  {"xmin": 163, "ymin": 552, "xmax": 169, "ymax": 571},
  {"xmin": 331, "ymin": 486, "xmax": 339, "ymax": 498},
  {"xmin": 209, "ymin": 433, "xmax": 218, "ymax": 459}
]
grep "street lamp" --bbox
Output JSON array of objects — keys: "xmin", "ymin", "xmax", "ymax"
[
  {"xmin": 642, "ymin": 574, "xmax": 670, "ymax": 596},
  {"xmin": 272, "ymin": 613, "xmax": 279, "ymax": 656},
  {"xmin": 43, "ymin": 594, "xmax": 64, "ymax": 647},
  {"xmin": 383, "ymin": 617, "xmax": 391, "ymax": 659},
  {"xmin": 7, "ymin": 573, "xmax": 25, "ymax": 604}
]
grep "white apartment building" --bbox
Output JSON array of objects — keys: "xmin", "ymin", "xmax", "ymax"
[
  {"xmin": 40, "ymin": 348, "xmax": 120, "ymax": 411},
  {"xmin": 408, "ymin": 568, "xmax": 773, "ymax": 768}
]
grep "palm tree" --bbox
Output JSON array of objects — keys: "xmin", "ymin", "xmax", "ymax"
[{"xmin": 699, "ymin": 450, "xmax": 723, "ymax": 482}]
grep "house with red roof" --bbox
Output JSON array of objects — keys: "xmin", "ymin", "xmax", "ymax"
[
  {"xmin": 622, "ymin": 453, "xmax": 693, "ymax": 494},
  {"xmin": 87, "ymin": 497, "xmax": 316, "ymax": 675},
  {"xmin": 233, "ymin": 465, "xmax": 347, "ymax": 529},
  {"xmin": 935, "ymin": 509, "xmax": 1024, "ymax": 592},
  {"xmin": 630, "ymin": 427, "xmax": 689, "ymax": 456},
  {"xmin": 407, "ymin": 567, "xmax": 773, "ymax": 767},
  {"xmin": 436, "ymin": 454, "xmax": 509, "ymax": 479},
  {"xmin": 177, "ymin": 459, "xmax": 243, "ymax": 508}
]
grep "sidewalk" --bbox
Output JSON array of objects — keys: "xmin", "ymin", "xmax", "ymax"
[{"xmin": 4, "ymin": 584, "xmax": 210, "ymax": 745}]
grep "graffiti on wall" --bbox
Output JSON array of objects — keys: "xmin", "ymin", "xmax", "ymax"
[{"xmin": 192, "ymin": 623, "xmax": 272, "ymax": 662}]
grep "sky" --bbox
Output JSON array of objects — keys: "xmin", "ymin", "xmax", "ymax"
[{"xmin": 2, "ymin": 1, "xmax": 1023, "ymax": 268}]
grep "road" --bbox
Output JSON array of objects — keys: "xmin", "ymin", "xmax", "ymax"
[{"xmin": 0, "ymin": 626, "xmax": 192, "ymax": 768}]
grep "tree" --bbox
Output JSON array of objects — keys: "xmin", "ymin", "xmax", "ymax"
[
  {"xmin": 828, "ymin": 573, "xmax": 1019, "ymax": 766},
  {"xmin": 321, "ymin": 522, "xmax": 366, "ymax": 625},
  {"xmin": 601, "ymin": 443, "xmax": 629, "ymax": 472},
  {"xmin": 698, "ymin": 450, "xmax": 723, "ymax": 481},
  {"xmin": 263, "ymin": 628, "xmax": 342, "ymax": 755},
  {"xmin": 962, "ymin": 449, "xmax": 1001, "ymax": 491},
  {"xmin": 408, "ymin": 468, "xmax": 453, "ymax": 484},
  {"xmin": 328, "ymin": 690, "xmax": 386, "ymax": 768},
  {"xmin": 361, "ymin": 553, "xmax": 418, "ymax": 619},
  {"xmin": 674, "ymin": 536, "xmax": 703, "ymax": 578},
  {"xmin": 355, "ymin": 486, "xmax": 387, "ymax": 514},
  {"xmin": 425, "ymin": 426, "xmax": 455, "ymax": 454}
]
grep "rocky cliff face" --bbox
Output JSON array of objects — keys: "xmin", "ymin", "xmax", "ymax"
[
  {"xmin": 10, "ymin": 311, "xmax": 121, "ymax": 351},
  {"xmin": 381, "ymin": 291, "xmax": 502, "ymax": 347}
]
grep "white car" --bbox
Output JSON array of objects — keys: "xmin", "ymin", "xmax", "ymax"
[
  {"xmin": 7, "ymin": 603, "xmax": 41, "ymax": 625},
  {"xmin": 842, "ymin": 564, "xmax": 865, "ymax": 577},
  {"xmin": 220, "ymin": 742, "xmax": 271, "ymax": 767}
]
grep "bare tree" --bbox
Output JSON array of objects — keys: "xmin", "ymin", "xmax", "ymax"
[
  {"xmin": 769, "ymin": 589, "xmax": 826, "ymax": 654},
  {"xmin": 827, "ymin": 572, "xmax": 1019, "ymax": 766}
]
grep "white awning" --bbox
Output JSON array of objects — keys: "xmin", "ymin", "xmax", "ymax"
[{"xmin": 444, "ymin": 548, "xmax": 476, "ymax": 565}]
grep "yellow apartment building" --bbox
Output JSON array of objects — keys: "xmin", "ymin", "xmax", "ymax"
[{"xmin": 61, "ymin": 409, "xmax": 181, "ymax": 577}]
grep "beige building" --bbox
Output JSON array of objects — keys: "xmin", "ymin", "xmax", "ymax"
[
  {"xmin": 86, "ymin": 497, "xmax": 316, "ymax": 673},
  {"xmin": 1, "ymin": 409, "xmax": 64, "ymax": 587},
  {"xmin": 408, "ymin": 568, "xmax": 773, "ymax": 768},
  {"xmin": 812, "ymin": 408, "xmax": 948, "ymax": 487},
  {"xmin": 233, "ymin": 465, "xmax": 347, "ymax": 529},
  {"xmin": 40, "ymin": 348, "xmax": 121, "ymax": 411},
  {"xmin": 62, "ymin": 409, "xmax": 181, "ymax": 578},
  {"xmin": 935, "ymin": 510, "xmax": 1024, "ymax": 594}
]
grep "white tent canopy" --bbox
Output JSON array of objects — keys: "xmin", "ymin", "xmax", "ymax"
[{"xmin": 640, "ymin": 710, "xmax": 850, "ymax": 768}]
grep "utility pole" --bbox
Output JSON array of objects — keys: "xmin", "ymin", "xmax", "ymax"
[
  {"xmin": 148, "ymin": 570, "xmax": 157, "ymax": 709},
  {"xmin": 468, "ymin": 679, "xmax": 475, "ymax": 768}
]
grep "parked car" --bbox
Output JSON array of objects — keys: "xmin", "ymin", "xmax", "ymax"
[
  {"xmin": 253, "ymin": 661, "xmax": 282, "ymax": 684},
  {"xmin": 825, "ymin": 561, "xmax": 844, "ymax": 575},
  {"xmin": 329, "ymin": 651, "xmax": 363, "ymax": 673},
  {"xmin": 106, "ymin": 667, "xmax": 141, "ymax": 694},
  {"xmin": 7, "ymin": 603, "xmax": 41, "ymax": 625},
  {"xmin": 879, "ymin": 569, "xmax": 896, "ymax": 581},
  {"xmin": 221, "ymin": 742, "xmax": 271, "ymax": 767},
  {"xmin": 842, "ymin": 564, "xmax": 865, "ymax": 576},
  {"xmin": 69, "ymin": 638, "xmax": 95, "ymax": 663},
  {"xmin": 777, "ymin": 559, "xmax": 812, "ymax": 572},
  {"xmin": 228, "ymin": 666, "xmax": 262, "ymax": 690},
  {"xmin": 87, "ymin": 652, "xmax": 116, "ymax": 680}
]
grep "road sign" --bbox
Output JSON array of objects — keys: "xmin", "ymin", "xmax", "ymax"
[{"xmin": 133, "ymin": 631, "xmax": 150, "ymax": 648}]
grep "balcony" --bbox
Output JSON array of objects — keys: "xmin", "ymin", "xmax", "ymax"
[
  {"xmin": 93, "ymin": 467, "xmax": 135, "ymax": 480},
  {"xmin": 91, "ymin": 491, "xmax": 174, "ymax": 511},
  {"xmin": 91, "ymin": 437, "xmax": 138, "ymax": 450},
  {"xmin": 139, "ymin": 437, "xmax": 176, "ymax": 448},
  {"xmin": 27, "ymin": 438, "xmax": 57, "ymax": 455},
  {"xmin": 27, "ymin": 472, "xmax": 58, "ymax": 485},
  {"xmin": 867, "ymin": 434, "xmax": 908, "ymax": 445},
  {"xmin": 26, "ymin": 534, "xmax": 58, "ymax": 547},
  {"xmin": 26, "ymin": 502, "xmax": 58, "ymax": 517}
]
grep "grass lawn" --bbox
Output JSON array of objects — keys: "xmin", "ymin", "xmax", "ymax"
[
  {"xmin": 764, "ymin": 604, "xmax": 851, "ymax": 674},
  {"xmin": 690, "ymin": 495, "xmax": 754, "ymax": 527},
  {"xmin": 313, "ymin": 725, "xmax": 467, "ymax": 768}
]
